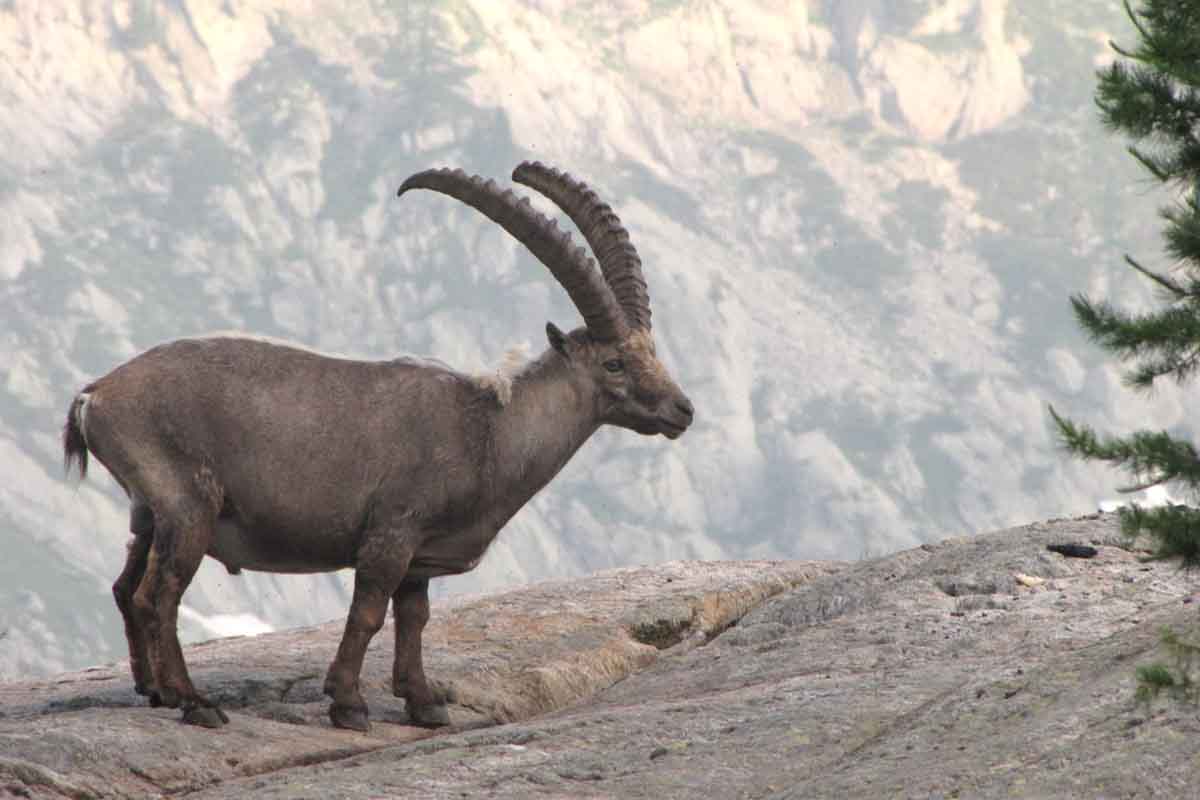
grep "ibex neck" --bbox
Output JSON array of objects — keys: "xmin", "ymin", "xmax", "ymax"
[{"xmin": 489, "ymin": 350, "xmax": 598, "ymax": 520}]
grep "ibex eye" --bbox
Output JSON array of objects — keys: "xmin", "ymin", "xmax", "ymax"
[{"xmin": 603, "ymin": 358, "xmax": 624, "ymax": 373}]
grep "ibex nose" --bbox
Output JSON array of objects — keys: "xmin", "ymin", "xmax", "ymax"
[{"xmin": 676, "ymin": 396, "xmax": 694, "ymax": 422}]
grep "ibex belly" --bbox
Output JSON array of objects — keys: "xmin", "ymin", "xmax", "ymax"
[
  {"xmin": 407, "ymin": 524, "xmax": 496, "ymax": 578},
  {"xmin": 208, "ymin": 518, "xmax": 355, "ymax": 574}
]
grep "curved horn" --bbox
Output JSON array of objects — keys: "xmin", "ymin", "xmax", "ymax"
[
  {"xmin": 512, "ymin": 161, "xmax": 651, "ymax": 331},
  {"xmin": 398, "ymin": 168, "xmax": 628, "ymax": 342}
]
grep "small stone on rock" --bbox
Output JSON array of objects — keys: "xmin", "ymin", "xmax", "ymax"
[{"xmin": 1047, "ymin": 543, "xmax": 1099, "ymax": 559}]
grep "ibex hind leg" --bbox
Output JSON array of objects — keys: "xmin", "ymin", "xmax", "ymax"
[
  {"xmin": 130, "ymin": 489, "xmax": 228, "ymax": 728},
  {"xmin": 112, "ymin": 504, "xmax": 154, "ymax": 700}
]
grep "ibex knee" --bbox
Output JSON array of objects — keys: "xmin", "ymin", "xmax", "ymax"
[{"xmin": 349, "ymin": 603, "xmax": 388, "ymax": 634}]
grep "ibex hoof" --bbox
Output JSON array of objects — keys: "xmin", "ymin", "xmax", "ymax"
[
  {"xmin": 330, "ymin": 704, "xmax": 370, "ymax": 732},
  {"xmin": 408, "ymin": 702, "xmax": 451, "ymax": 728},
  {"xmin": 182, "ymin": 704, "xmax": 229, "ymax": 728}
]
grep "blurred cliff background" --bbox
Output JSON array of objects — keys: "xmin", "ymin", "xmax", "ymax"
[{"xmin": 1, "ymin": 0, "xmax": 1181, "ymax": 677}]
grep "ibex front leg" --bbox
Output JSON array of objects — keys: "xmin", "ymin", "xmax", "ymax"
[
  {"xmin": 393, "ymin": 578, "xmax": 450, "ymax": 727},
  {"xmin": 324, "ymin": 529, "xmax": 416, "ymax": 732}
]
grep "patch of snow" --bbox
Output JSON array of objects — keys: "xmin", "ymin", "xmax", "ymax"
[
  {"xmin": 178, "ymin": 605, "xmax": 274, "ymax": 641},
  {"xmin": 1098, "ymin": 484, "xmax": 1186, "ymax": 513}
]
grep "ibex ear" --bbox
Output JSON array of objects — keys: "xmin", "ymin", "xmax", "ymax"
[{"xmin": 546, "ymin": 322, "xmax": 569, "ymax": 358}]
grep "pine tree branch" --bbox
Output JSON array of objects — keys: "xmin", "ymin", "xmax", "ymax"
[
  {"xmin": 1123, "ymin": 346, "xmax": 1200, "ymax": 388},
  {"xmin": 1069, "ymin": 296, "xmax": 1200, "ymax": 384},
  {"xmin": 1124, "ymin": 254, "xmax": 1187, "ymax": 299},
  {"xmin": 1096, "ymin": 45, "xmax": 1200, "ymax": 184},
  {"xmin": 1129, "ymin": 146, "xmax": 1172, "ymax": 182},
  {"xmin": 1120, "ymin": 504, "xmax": 1200, "ymax": 567},
  {"xmin": 1049, "ymin": 406, "xmax": 1200, "ymax": 491},
  {"xmin": 1111, "ymin": 0, "xmax": 1200, "ymax": 90},
  {"xmin": 1163, "ymin": 203, "xmax": 1200, "ymax": 264},
  {"xmin": 1109, "ymin": 40, "xmax": 1137, "ymax": 60},
  {"xmin": 1122, "ymin": 0, "xmax": 1153, "ymax": 51}
]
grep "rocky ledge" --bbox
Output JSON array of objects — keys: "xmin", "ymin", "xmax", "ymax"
[{"xmin": 2, "ymin": 513, "xmax": 1199, "ymax": 798}]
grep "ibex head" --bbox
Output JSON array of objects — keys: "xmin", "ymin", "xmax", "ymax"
[
  {"xmin": 545, "ymin": 324, "xmax": 693, "ymax": 439},
  {"xmin": 398, "ymin": 161, "xmax": 694, "ymax": 439}
]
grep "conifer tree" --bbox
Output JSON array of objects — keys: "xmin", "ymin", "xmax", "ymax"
[{"xmin": 1051, "ymin": 0, "xmax": 1200, "ymax": 567}]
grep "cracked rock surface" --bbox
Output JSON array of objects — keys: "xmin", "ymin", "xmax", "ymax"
[{"xmin": 4, "ymin": 514, "xmax": 1200, "ymax": 798}]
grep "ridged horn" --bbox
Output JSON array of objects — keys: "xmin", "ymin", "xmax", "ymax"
[
  {"xmin": 512, "ymin": 161, "xmax": 651, "ymax": 331},
  {"xmin": 398, "ymin": 168, "xmax": 628, "ymax": 342}
]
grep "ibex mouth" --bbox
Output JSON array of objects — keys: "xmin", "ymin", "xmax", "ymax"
[
  {"xmin": 660, "ymin": 395, "xmax": 694, "ymax": 439},
  {"xmin": 660, "ymin": 419, "xmax": 688, "ymax": 440}
]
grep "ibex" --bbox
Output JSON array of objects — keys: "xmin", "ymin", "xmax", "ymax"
[{"xmin": 62, "ymin": 162, "xmax": 694, "ymax": 731}]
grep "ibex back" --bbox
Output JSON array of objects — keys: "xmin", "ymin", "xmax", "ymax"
[{"xmin": 63, "ymin": 162, "xmax": 694, "ymax": 731}]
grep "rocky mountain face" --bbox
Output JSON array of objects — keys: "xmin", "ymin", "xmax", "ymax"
[
  {"xmin": 0, "ymin": 0, "xmax": 1183, "ymax": 678},
  {"xmin": 3, "ymin": 514, "xmax": 1198, "ymax": 798}
]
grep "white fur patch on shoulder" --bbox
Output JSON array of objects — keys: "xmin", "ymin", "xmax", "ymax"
[{"xmin": 472, "ymin": 343, "xmax": 531, "ymax": 406}]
